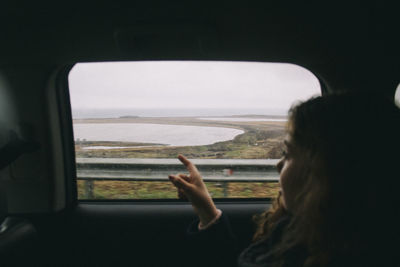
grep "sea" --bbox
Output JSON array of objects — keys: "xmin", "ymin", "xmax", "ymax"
[{"xmin": 73, "ymin": 123, "xmax": 244, "ymax": 147}]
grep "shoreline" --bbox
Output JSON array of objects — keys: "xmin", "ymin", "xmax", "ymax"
[{"xmin": 74, "ymin": 117, "xmax": 286, "ymax": 159}]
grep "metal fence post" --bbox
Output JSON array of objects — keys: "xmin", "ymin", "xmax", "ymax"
[
  {"xmin": 222, "ymin": 181, "xmax": 228, "ymax": 197},
  {"xmin": 84, "ymin": 180, "xmax": 94, "ymax": 199}
]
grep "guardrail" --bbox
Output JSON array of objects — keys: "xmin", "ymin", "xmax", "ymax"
[{"xmin": 76, "ymin": 158, "xmax": 280, "ymax": 198}]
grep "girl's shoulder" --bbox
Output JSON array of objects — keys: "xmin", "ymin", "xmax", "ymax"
[{"xmin": 238, "ymin": 215, "xmax": 306, "ymax": 267}]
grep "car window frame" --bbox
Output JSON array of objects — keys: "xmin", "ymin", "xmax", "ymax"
[{"xmin": 57, "ymin": 61, "xmax": 325, "ymax": 207}]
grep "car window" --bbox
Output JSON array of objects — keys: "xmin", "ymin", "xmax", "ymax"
[{"xmin": 68, "ymin": 61, "xmax": 321, "ymax": 200}]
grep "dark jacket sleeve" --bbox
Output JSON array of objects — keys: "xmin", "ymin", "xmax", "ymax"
[{"xmin": 186, "ymin": 212, "xmax": 240, "ymax": 267}]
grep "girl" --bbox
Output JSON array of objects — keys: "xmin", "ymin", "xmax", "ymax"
[{"xmin": 169, "ymin": 93, "xmax": 400, "ymax": 267}]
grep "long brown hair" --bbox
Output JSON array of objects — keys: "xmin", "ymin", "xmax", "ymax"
[{"xmin": 253, "ymin": 93, "xmax": 400, "ymax": 266}]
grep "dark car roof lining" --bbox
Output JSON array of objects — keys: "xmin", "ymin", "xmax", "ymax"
[{"xmin": 1, "ymin": 1, "xmax": 398, "ymax": 96}]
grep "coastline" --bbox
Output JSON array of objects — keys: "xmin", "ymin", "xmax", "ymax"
[{"xmin": 74, "ymin": 116, "xmax": 286, "ymax": 159}]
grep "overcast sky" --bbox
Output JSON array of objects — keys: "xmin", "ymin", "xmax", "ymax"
[{"xmin": 68, "ymin": 61, "xmax": 321, "ymax": 111}]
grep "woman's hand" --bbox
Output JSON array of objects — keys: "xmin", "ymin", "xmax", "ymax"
[{"xmin": 169, "ymin": 155, "xmax": 219, "ymax": 226}]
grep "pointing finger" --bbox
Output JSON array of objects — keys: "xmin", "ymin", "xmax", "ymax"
[{"xmin": 178, "ymin": 155, "xmax": 198, "ymax": 174}]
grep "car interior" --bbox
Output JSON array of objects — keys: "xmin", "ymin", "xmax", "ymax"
[{"xmin": 0, "ymin": 1, "xmax": 398, "ymax": 266}]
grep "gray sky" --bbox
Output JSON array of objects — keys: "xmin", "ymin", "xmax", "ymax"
[{"xmin": 68, "ymin": 61, "xmax": 321, "ymax": 110}]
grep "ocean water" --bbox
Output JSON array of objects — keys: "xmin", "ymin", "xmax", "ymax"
[{"xmin": 73, "ymin": 123, "xmax": 244, "ymax": 147}]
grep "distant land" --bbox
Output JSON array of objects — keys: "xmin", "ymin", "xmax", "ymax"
[
  {"xmin": 72, "ymin": 108, "xmax": 288, "ymax": 119},
  {"xmin": 227, "ymin": 114, "xmax": 287, "ymax": 119},
  {"xmin": 119, "ymin": 115, "xmax": 140, "ymax": 119},
  {"xmin": 117, "ymin": 114, "xmax": 288, "ymax": 119}
]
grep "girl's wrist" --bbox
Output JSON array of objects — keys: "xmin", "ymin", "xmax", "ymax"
[
  {"xmin": 197, "ymin": 204, "xmax": 219, "ymax": 226},
  {"xmin": 198, "ymin": 209, "xmax": 222, "ymax": 230}
]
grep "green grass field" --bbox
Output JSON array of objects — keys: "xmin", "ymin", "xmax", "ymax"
[{"xmin": 77, "ymin": 180, "xmax": 280, "ymax": 199}]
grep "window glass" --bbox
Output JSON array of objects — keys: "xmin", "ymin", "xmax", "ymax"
[{"xmin": 69, "ymin": 61, "xmax": 321, "ymax": 200}]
